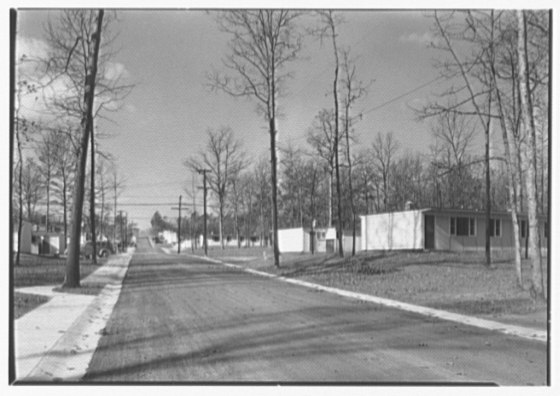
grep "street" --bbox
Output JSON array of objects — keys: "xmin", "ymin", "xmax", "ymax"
[{"xmin": 83, "ymin": 237, "xmax": 547, "ymax": 384}]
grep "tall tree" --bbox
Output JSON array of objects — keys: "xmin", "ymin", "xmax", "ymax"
[
  {"xmin": 340, "ymin": 49, "xmax": 367, "ymax": 255},
  {"xmin": 209, "ymin": 10, "xmax": 302, "ymax": 267},
  {"xmin": 13, "ymin": 77, "xmax": 37, "ymax": 265},
  {"xmin": 62, "ymin": 9, "xmax": 105, "ymax": 287},
  {"xmin": 36, "ymin": 131, "xmax": 59, "ymax": 232},
  {"xmin": 517, "ymin": 10, "xmax": 545, "ymax": 301},
  {"xmin": 185, "ymin": 127, "xmax": 246, "ymax": 249},
  {"xmin": 370, "ymin": 131, "xmax": 400, "ymax": 211},
  {"xmin": 21, "ymin": 158, "xmax": 44, "ymax": 222},
  {"xmin": 307, "ymin": 109, "xmax": 337, "ymax": 227},
  {"xmin": 50, "ymin": 127, "xmax": 77, "ymax": 248},
  {"xmin": 428, "ymin": 10, "xmax": 497, "ymax": 267},
  {"xmin": 312, "ymin": 10, "xmax": 344, "ymax": 257}
]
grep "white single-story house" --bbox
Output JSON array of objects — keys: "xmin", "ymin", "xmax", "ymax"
[
  {"xmin": 13, "ymin": 221, "xmax": 33, "ymax": 254},
  {"xmin": 13, "ymin": 222, "xmax": 66, "ymax": 255},
  {"xmin": 278, "ymin": 227, "xmax": 360, "ymax": 254},
  {"xmin": 360, "ymin": 208, "xmax": 548, "ymax": 252}
]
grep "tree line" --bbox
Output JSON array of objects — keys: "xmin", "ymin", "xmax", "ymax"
[
  {"xmin": 13, "ymin": 10, "xmax": 132, "ymax": 287},
  {"xmin": 13, "ymin": 10, "xmax": 549, "ymax": 300},
  {"xmin": 180, "ymin": 10, "xmax": 548, "ymax": 300}
]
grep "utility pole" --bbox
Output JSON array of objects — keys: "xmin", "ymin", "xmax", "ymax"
[
  {"xmin": 118, "ymin": 210, "xmax": 123, "ymax": 253},
  {"xmin": 171, "ymin": 195, "xmax": 183, "ymax": 254},
  {"xmin": 191, "ymin": 175, "xmax": 196, "ymax": 253},
  {"xmin": 197, "ymin": 168, "xmax": 210, "ymax": 256}
]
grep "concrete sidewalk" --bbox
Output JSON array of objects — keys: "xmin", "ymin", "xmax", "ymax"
[{"xmin": 14, "ymin": 252, "xmax": 133, "ymax": 382}]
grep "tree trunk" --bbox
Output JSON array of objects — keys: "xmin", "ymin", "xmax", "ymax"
[
  {"xmin": 16, "ymin": 133, "xmax": 23, "ymax": 266},
  {"xmin": 63, "ymin": 174, "xmax": 68, "ymax": 252},
  {"xmin": 270, "ymin": 117, "xmax": 280, "ymax": 266},
  {"xmin": 518, "ymin": 10, "xmax": 545, "ymax": 301},
  {"xmin": 328, "ymin": 14, "xmax": 343, "ymax": 258},
  {"xmin": 219, "ymin": 198, "xmax": 225, "ymax": 249},
  {"xmin": 45, "ymin": 175, "xmax": 50, "ymax": 232},
  {"xmin": 484, "ymin": 97, "xmax": 492, "ymax": 268},
  {"xmin": 492, "ymin": 57, "xmax": 523, "ymax": 288},
  {"xmin": 64, "ymin": 9, "xmax": 104, "ymax": 288},
  {"xmin": 89, "ymin": 120, "xmax": 97, "ymax": 264}
]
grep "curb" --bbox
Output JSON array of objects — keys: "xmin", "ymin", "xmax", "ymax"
[
  {"xmin": 188, "ymin": 253, "xmax": 547, "ymax": 344},
  {"xmin": 15, "ymin": 253, "xmax": 133, "ymax": 382}
]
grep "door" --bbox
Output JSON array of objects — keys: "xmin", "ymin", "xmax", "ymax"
[{"xmin": 424, "ymin": 215, "xmax": 435, "ymax": 250}]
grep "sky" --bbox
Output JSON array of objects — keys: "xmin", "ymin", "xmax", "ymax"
[{"xmin": 11, "ymin": 5, "xmax": 557, "ymax": 230}]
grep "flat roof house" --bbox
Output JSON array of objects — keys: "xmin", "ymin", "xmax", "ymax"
[{"xmin": 361, "ymin": 208, "xmax": 548, "ymax": 252}]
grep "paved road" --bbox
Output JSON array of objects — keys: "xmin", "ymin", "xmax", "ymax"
[{"xmin": 83, "ymin": 237, "xmax": 547, "ymax": 384}]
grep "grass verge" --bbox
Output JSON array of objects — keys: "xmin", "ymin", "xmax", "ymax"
[
  {"xmin": 193, "ymin": 247, "xmax": 548, "ymax": 329},
  {"xmin": 13, "ymin": 253, "xmax": 109, "ymax": 318}
]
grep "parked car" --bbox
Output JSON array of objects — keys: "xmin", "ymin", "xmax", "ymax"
[{"xmin": 81, "ymin": 240, "xmax": 115, "ymax": 259}]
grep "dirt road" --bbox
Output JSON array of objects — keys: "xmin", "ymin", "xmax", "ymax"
[{"xmin": 83, "ymin": 238, "xmax": 547, "ymax": 384}]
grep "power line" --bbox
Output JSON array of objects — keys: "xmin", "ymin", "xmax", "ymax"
[
  {"xmin": 283, "ymin": 75, "xmax": 446, "ymax": 146},
  {"xmin": 358, "ymin": 75, "xmax": 445, "ymax": 117}
]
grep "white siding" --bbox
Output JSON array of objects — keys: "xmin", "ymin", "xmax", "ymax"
[
  {"xmin": 360, "ymin": 210, "xmax": 424, "ymax": 250},
  {"xmin": 278, "ymin": 228, "xmax": 305, "ymax": 252}
]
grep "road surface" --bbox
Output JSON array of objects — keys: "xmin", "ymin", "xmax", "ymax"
[{"xmin": 83, "ymin": 237, "xmax": 547, "ymax": 384}]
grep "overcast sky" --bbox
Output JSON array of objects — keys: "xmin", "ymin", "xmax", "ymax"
[{"xmin": 13, "ymin": 6, "xmax": 555, "ymax": 229}]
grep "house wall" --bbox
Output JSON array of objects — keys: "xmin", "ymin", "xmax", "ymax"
[
  {"xmin": 433, "ymin": 212, "xmax": 545, "ymax": 251},
  {"xmin": 278, "ymin": 228, "xmax": 305, "ymax": 253},
  {"xmin": 360, "ymin": 210, "xmax": 424, "ymax": 250},
  {"xmin": 13, "ymin": 222, "xmax": 33, "ymax": 253}
]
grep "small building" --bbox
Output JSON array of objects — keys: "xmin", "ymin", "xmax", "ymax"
[
  {"xmin": 13, "ymin": 221, "xmax": 33, "ymax": 254},
  {"xmin": 278, "ymin": 227, "xmax": 360, "ymax": 254},
  {"xmin": 33, "ymin": 231, "xmax": 65, "ymax": 256},
  {"xmin": 360, "ymin": 208, "xmax": 548, "ymax": 252}
]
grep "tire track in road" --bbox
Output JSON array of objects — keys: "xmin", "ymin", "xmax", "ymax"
[{"xmin": 83, "ymin": 244, "xmax": 546, "ymax": 384}]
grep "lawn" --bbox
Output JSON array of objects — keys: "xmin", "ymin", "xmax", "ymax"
[
  {"xmin": 194, "ymin": 247, "xmax": 549, "ymax": 329},
  {"xmin": 13, "ymin": 253, "xmax": 107, "ymax": 319}
]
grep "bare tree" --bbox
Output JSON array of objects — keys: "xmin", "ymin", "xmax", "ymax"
[
  {"xmin": 36, "ymin": 130, "xmax": 60, "ymax": 232},
  {"xmin": 340, "ymin": 49, "xmax": 368, "ymax": 255},
  {"xmin": 51, "ymin": 127, "xmax": 77, "ymax": 249},
  {"xmin": 21, "ymin": 158, "xmax": 44, "ymax": 223},
  {"xmin": 253, "ymin": 155, "xmax": 272, "ymax": 247},
  {"xmin": 310, "ymin": 10, "xmax": 345, "ymax": 256},
  {"xmin": 427, "ymin": 10, "xmax": 498, "ymax": 267},
  {"xmin": 185, "ymin": 127, "xmax": 246, "ymax": 250},
  {"xmin": 59, "ymin": 9, "xmax": 105, "ymax": 288},
  {"xmin": 40, "ymin": 10, "xmax": 132, "ymax": 266},
  {"xmin": 307, "ymin": 109, "xmax": 337, "ymax": 227},
  {"xmin": 517, "ymin": 10, "xmax": 545, "ymax": 301},
  {"xmin": 209, "ymin": 10, "xmax": 302, "ymax": 266},
  {"xmin": 370, "ymin": 131, "xmax": 400, "ymax": 211},
  {"xmin": 109, "ymin": 163, "xmax": 126, "ymax": 250},
  {"xmin": 13, "ymin": 77, "xmax": 37, "ymax": 265}
]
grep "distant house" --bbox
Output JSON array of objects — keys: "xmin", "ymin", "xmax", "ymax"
[
  {"xmin": 278, "ymin": 227, "xmax": 360, "ymax": 254},
  {"xmin": 13, "ymin": 221, "xmax": 33, "ymax": 254},
  {"xmin": 360, "ymin": 208, "xmax": 548, "ymax": 252},
  {"xmin": 33, "ymin": 230, "xmax": 65, "ymax": 256},
  {"xmin": 13, "ymin": 221, "xmax": 66, "ymax": 256}
]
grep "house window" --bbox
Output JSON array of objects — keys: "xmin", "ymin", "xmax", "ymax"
[
  {"xmin": 450, "ymin": 217, "xmax": 476, "ymax": 236},
  {"xmin": 521, "ymin": 220, "xmax": 527, "ymax": 238},
  {"xmin": 490, "ymin": 219, "xmax": 501, "ymax": 237}
]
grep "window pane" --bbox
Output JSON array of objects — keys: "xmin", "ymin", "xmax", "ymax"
[
  {"xmin": 456, "ymin": 217, "xmax": 469, "ymax": 236},
  {"xmin": 496, "ymin": 219, "xmax": 501, "ymax": 237},
  {"xmin": 469, "ymin": 218, "xmax": 475, "ymax": 236},
  {"xmin": 450, "ymin": 218, "xmax": 456, "ymax": 235}
]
